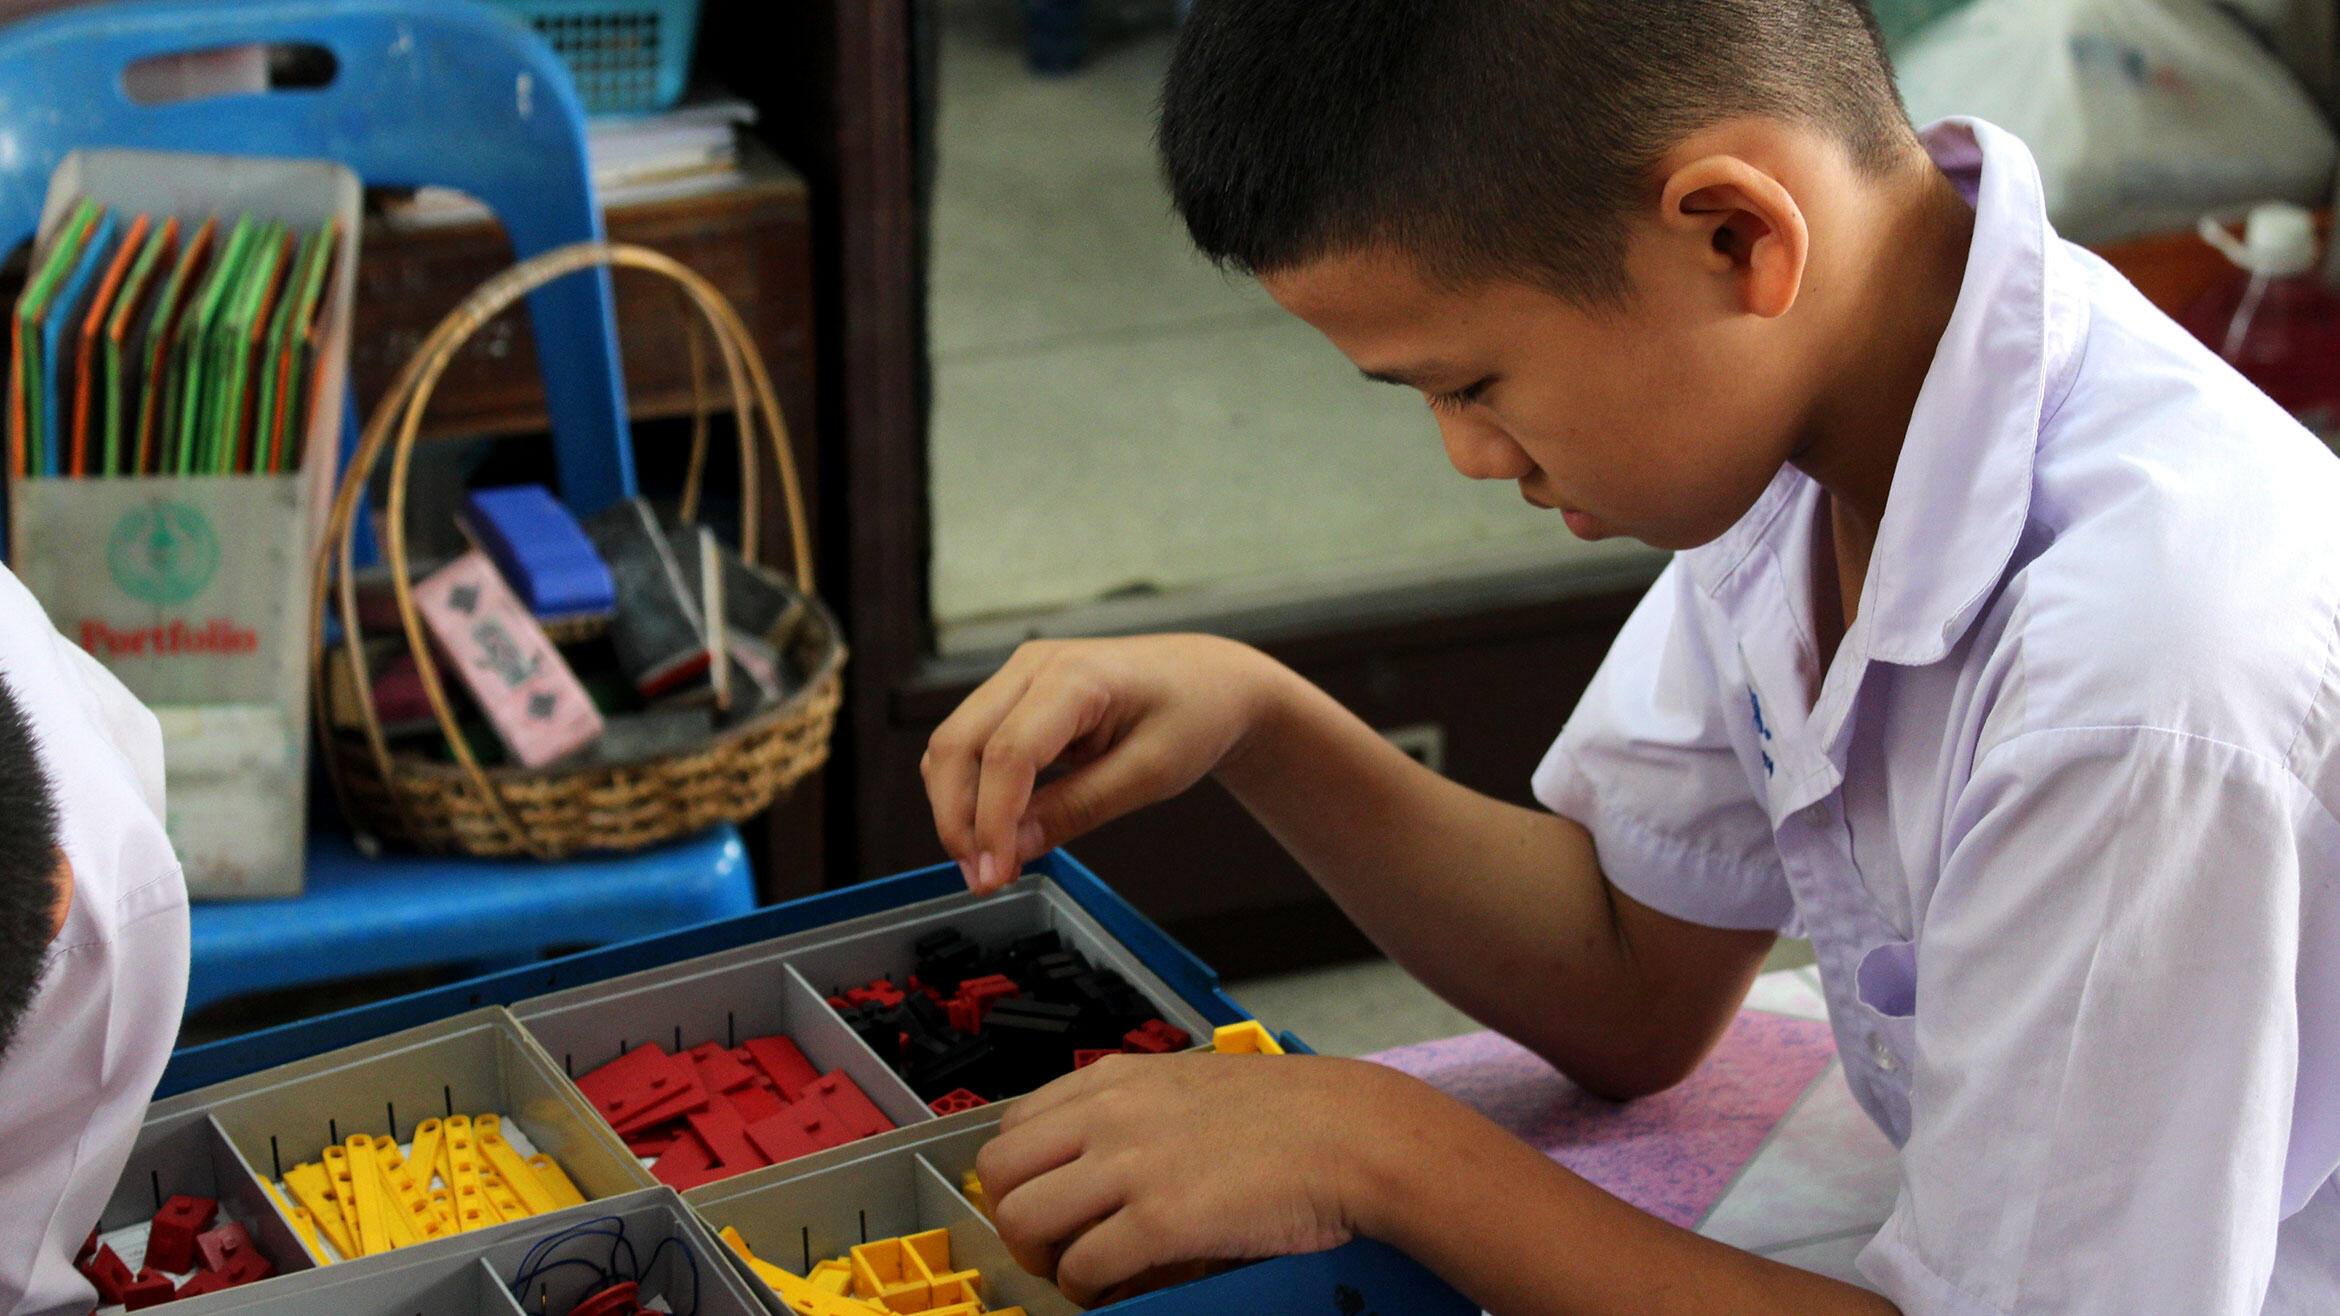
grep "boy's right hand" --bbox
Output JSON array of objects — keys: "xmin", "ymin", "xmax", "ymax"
[{"xmin": 923, "ymin": 635, "xmax": 1279, "ymax": 894}]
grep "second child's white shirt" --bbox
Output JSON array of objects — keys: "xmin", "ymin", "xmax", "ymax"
[{"xmin": 1538, "ymin": 118, "xmax": 2340, "ymax": 1315}]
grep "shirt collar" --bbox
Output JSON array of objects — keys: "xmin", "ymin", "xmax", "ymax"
[{"xmin": 1685, "ymin": 117, "xmax": 2088, "ymax": 667}]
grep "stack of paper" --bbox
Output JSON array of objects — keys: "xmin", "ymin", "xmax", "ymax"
[
  {"xmin": 8, "ymin": 200, "xmax": 341, "ymax": 480},
  {"xmin": 380, "ymin": 95, "xmax": 758, "ymax": 228}
]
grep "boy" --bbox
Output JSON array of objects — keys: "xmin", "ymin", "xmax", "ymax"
[
  {"xmin": 0, "ymin": 562, "xmax": 187, "ymax": 1314},
  {"xmin": 920, "ymin": 2, "xmax": 2340, "ymax": 1313}
]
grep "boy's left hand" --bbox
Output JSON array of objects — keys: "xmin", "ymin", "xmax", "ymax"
[{"xmin": 976, "ymin": 1051, "xmax": 1442, "ymax": 1305}]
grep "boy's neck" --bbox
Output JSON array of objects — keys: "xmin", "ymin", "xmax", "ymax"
[{"xmin": 1796, "ymin": 156, "xmax": 1975, "ymax": 644}]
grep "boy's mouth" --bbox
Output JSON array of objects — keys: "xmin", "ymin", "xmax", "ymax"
[{"xmin": 1561, "ymin": 508, "xmax": 1609, "ymax": 540}]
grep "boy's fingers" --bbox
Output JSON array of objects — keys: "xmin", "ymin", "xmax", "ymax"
[
  {"xmin": 988, "ymin": 1155, "xmax": 1122, "ymax": 1283},
  {"xmin": 971, "ymin": 687, "xmax": 1102, "ymax": 890},
  {"xmin": 1055, "ymin": 1211, "xmax": 1167, "ymax": 1308},
  {"xmin": 1022, "ymin": 735, "xmax": 1175, "ymax": 858},
  {"xmin": 923, "ymin": 660, "xmax": 1041, "ymax": 866},
  {"xmin": 976, "ymin": 1098, "xmax": 1091, "ymax": 1206}
]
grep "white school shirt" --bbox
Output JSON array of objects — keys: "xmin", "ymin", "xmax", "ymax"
[
  {"xmin": 1536, "ymin": 117, "xmax": 2340, "ymax": 1315},
  {"xmin": 0, "ymin": 563, "xmax": 187, "ymax": 1315}
]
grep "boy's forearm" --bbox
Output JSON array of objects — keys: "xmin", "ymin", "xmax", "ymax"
[
  {"xmin": 1212, "ymin": 657, "xmax": 1768, "ymax": 1095},
  {"xmin": 1350, "ymin": 1096, "xmax": 1900, "ymax": 1316}
]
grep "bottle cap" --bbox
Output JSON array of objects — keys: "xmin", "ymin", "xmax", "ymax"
[{"xmin": 2199, "ymin": 203, "xmax": 2318, "ymax": 278}]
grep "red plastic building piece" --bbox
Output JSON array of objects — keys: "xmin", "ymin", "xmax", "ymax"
[
  {"xmin": 121, "ymin": 1268, "xmax": 175, "ymax": 1310},
  {"xmin": 196, "ymin": 1221, "xmax": 256, "ymax": 1275},
  {"xmin": 927, "ymin": 1088, "xmax": 989, "ymax": 1115},
  {"xmin": 174, "ymin": 1270, "xmax": 229, "ymax": 1300},
  {"xmin": 649, "ymin": 1129, "xmax": 726, "ymax": 1191},
  {"xmin": 576, "ymin": 1044, "xmax": 709, "ymax": 1134},
  {"xmin": 686, "ymin": 1104, "xmax": 769, "ymax": 1171},
  {"xmin": 804, "ymin": 1071, "xmax": 894, "ymax": 1139},
  {"xmin": 1072, "ymin": 1049, "xmax": 1120, "ymax": 1069},
  {"xmin": 624, "ymin": 1127, "xmax": 677, "ymax": 1157},
  {"xmin": 741, "ymin": 1035, "xmax": 819, "ymax": 1099},
  {"xmin": 1122, "ymin": 1019, "xmax": 1191, "ymax": 1054},
  {"xmin": 845, "ymin": 977, "xmax": 906, "ymax": 1008},
  {"xmin": 742, "ymin": 1109, "xmax": 822, "ymax": 1163},
  {"xmin": 145, "ymin": 1194, "xmax": 217, "ymax": 1273},
  {"xmin": 730, "ymin": 1083, "xmax": 786, "ymax": 1124},
  {"xmin": 82, "ymin": 1245, "xmax": 133, "ymax": 1303},
  {"xmin": 953, "ymin": 974, "xmax": 1022, "ymax": 1031},
  {"xmin": 687, "ymin": 1041, "xmax": 759, "ymax": 1094}
]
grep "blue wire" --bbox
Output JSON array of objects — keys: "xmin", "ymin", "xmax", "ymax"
[{"xmin": 637, "ymin": 1235, "xmax": 703, "ymax": 1316}]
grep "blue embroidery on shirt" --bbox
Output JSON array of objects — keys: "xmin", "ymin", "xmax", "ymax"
[
  {"xmin": 1749, "ymin": 689, "xmax": 1773, "ymax": 741},
  {"xmin": 1760, "ymin": 750, "xmax": 1775, "ymax": 778}
]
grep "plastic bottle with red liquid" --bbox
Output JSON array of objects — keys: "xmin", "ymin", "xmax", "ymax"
[{"xmin": 2181, "ymin": 203, "xmax": 2340, "ymax": 449}]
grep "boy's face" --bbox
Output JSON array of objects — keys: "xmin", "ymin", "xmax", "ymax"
[{"xmin": 1262, "ymin": 241, "xmax": 1815, "ymax": 552}]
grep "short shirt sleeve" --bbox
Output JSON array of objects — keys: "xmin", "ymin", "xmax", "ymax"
[{"xmin": 1532, "ymin": 563, "xmax": 1790, "ymax": 931}]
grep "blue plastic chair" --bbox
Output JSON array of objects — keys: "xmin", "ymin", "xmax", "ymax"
[{"xmin": 0, "ymin": 0, "xmax": 757, "ymax": 1017}]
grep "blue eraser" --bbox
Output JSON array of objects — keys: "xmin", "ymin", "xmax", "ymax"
[{"xmin": 461, "ymin": 484, "xmax": 616, "ymax": 619}]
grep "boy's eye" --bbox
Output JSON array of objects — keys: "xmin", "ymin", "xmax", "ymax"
[{"xmin": 1427, "ymin": 378, "xmax": 1493, "ymax": 414}]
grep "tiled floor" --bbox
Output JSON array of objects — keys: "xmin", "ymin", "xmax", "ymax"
[{"xmin": 926, "ymin": 0, "xmax": 1655, "ymax": 641}]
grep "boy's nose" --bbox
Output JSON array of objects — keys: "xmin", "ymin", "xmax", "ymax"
[{"xmin": 1440, "ymin": 417, "xmax": 1535, "ymax": 482}]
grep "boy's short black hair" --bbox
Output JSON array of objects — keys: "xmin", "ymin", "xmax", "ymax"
[
  {"xmin": 1159, "ymin": 0, "xmax": 1914, "ymax": 303},
  {"xmin": 0, "ymin": 670, "xmax": 59, "ymax": 1058}
]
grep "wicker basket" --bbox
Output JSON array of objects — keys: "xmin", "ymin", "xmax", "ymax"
[{"xmin": 312, "ymin": 241, "xmax": 843, "ymax": 859}]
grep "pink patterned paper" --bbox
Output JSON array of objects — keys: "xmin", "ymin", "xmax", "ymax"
[{"xmin": 1365, "ymin": 1010, "xmax": 1837, "ymax": 1226}]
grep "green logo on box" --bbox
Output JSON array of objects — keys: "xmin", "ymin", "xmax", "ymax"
[{"xmin": 108, "ymin": 502, "xmax": 220, "ymax": 606}]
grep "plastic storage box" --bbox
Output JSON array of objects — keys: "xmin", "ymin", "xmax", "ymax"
[
  {"xmin": 487, "ymin": 0, "xmax": 701, "ymax": 115},
  {"xmin": 147, "ymin": 851, "xmax": 1478, "ymax": 1314}
]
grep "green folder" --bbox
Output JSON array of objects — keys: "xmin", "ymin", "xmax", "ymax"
[
  {"xmin": 132, "ymin": 216, "xmax": 215, "ymax": 476},
  {"xmin": 206, "ymin": 220, "xmax": 286, "ymax": 474},
  {"xmin": 101, "ymin": 217, "xmax": 175, "ymax": 477},
  {"xmin": 169, "ymin": 214, "xmax": 253, "ymax": 476},
  {"xmin": 13, "ymin": 200, "xmax": 100, "ymax": 478},
  {"xmin": 276, "ymin": 222, "xmax": 340, "ymax": 477},
  {"xmin": 256, "ymin": 227, "xmax": 324, "ymax": 475}
]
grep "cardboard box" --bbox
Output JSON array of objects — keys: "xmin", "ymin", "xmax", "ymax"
[{"xmin": 10, "ymin": 150, "xmax": 358, "ymax": 897}]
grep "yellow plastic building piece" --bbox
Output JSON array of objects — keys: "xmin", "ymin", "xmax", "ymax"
[
  {"xmin": 262, "ymin": 1181, "xmax": 331, "ymax": 1266},
  {"xmin": 371, "ymin": 1136, "xmax": 449, "ymax": 1243},
  {"xmin": 438, "ymin": 1115, "xmax": 483, "ymax": 1191},
  {"xmin": 720, "ymin": 1227, "xmax": 804, "ymax": 1292},
  {"xmin": 479, "ymin": 1130, "xmax": 558, "ymax": 1216},
  {"xmin": 319, "ymin": 1145, "xmax": 363, "ymax": 1247},
  {"xmin": 959, "ymin": 1169, "xmax": 986, "ymax": 1216},
  {"xmin": 480, "ymin": 1167, "xmax": 529, "ymax": 1222},
  {"xmin": 1211, "ymin": 1021, "xmax": 1285, "ymax": 1056},
  {"xmin": 407, "ymin": 1118, "xmax": 445, "ymax": 1188},
  {"xmin": 850, "ymin": 1229, "xmax": 956, "ymax": 1313},
  {"xmin": 341, "ymin": 1138, "xmax": 395, "ymax": 1256},
  {"xmin": 527, "ymin": 1152, "xmax": 588, "ymax": 1209},
  {"xmin": 283, "ymin": 1161, "xmax": 357, "ymax": 1259},
  {"xmin": 448, "ymin": 1180, "xmax": 499, "ymax": 1232},
  {"xmin": 808, "ymin": 1258, "xmax": 856, "ymax": 1295}
]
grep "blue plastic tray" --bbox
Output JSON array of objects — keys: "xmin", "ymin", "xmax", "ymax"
[{"xmin": 160, "ymin": 850, "xmax": 1479, "ymax": 1315}]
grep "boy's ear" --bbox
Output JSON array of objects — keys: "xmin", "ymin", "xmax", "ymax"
[{"xmin": 1657, "ymin": 155, "xmax": 1808, "ymax": 320}]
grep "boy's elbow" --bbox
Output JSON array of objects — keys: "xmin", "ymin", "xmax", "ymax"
[{"xmin": 1538, "ymin": 1041, "xmax": 1708, "ymax": 1102}]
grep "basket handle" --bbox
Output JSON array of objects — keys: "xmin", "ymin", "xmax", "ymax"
[{"xmin": 309, "ymin": 241, "xmax": 813, "ymax": 857}]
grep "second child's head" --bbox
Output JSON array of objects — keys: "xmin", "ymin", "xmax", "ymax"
[{"xmin": 1160, "ymin": 0, "xmax": 1943, "ymax": 549}]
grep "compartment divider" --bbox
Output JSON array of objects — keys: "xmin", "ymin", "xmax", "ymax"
[
  {"xmin": 909, "ymin": 1154, "xmax": 1082, "ymax": 1316},
  {"xmin": 780, "ymin": 963, "xmax": 939, "ymax": 1130},
  {"xmin": 203, "ymin": 1111, "xmax": 322, "ymax": 1280},
  {"xmin": 472, "ymin": 1258, "xmax": 534, "ymax": 1316}
]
